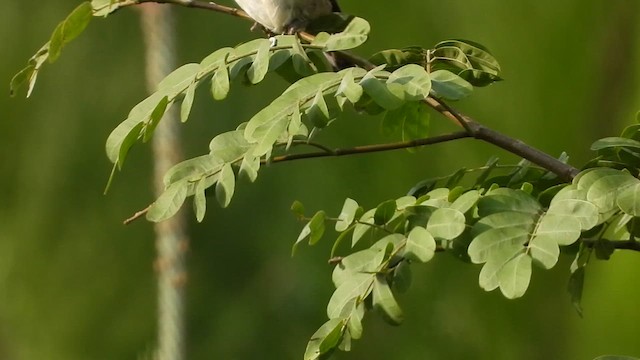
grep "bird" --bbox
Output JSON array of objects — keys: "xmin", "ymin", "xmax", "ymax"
[{"xmin": 234, "ymin": 0, "xmax": 341, "ymax": 34}]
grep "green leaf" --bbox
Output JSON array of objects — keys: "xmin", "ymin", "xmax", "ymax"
[
  {"xmin": 369, "ymin": 47, "xmax": 426, "ymax": 70},
  {"xmin": 324, "ymin": 17, "xmax": 370, "ymax": 51},
  {"xmin": 427, "ymin": 208, "xmax": 466, "ymax": 240},
  {"xmin": 469, "ymin": 225, "xmax": 530, "ymax": 264},
  {"xmin": 591, "ymin": 137, "xmax": 640, "ymax": 151},
  {"xmin": 374, "ymin": 200, "xmax": 397, "ymax": 225},
  {"xmin": 352, "ymin": 209, "xmax": 375, "ymax": 247},
  {"xmin": 194, "ymin": 177, "xmax": 208, "ymax": 222},
  {"xmin": 246, "ymin": 39, "xmax": 271, "ymax": 84},
  {"xmin": 318, "ymin": 318, "xmax": 346, "ymax": 355},
  {"xmin": 209, "ymin": 130, "xmax": 253, "ymax": 162},
  {"xmin": 143, "ymin": 95, "xmax": 169, "ymax": 142},
  {"xmin": 91, "ymin": 0, "xmax": 122, "ymax": 16},
  {"xmin": 146, "ymin": 179, "xmax": 189, "ymax": 222},
  {"xmin": 346, "ymin": 301, "xmax": 365, "ymax": 340},
  {"xmin": 567, "ymin": 265, "xmax": 585, "ymax": 317},
  {"xmin": 105, "ymin": 92, "xmax": 166, "ymax": 165},
  {"xmin": 586, "ymin": 173, "xmax": 637, "ymax": 213},
  {"xmin": 372, "ymin": 275, "xmax": 404, "ymax": 325},
  {"xmin": 477, "ymin": 188, "xmax": 541, "ymax": 217},
  {"xmin": 306, "ymin": 90, "xmax": 331, "ymax": 128},
  {"xmin": 292, "ymin": 211, "xmax": 326, "ymax": 255},
  {"xmin": 449, "ymin": 190, "xmax": 480, "ymax": 214},
  {"xmin": 157, "ymin": 63, "xmax": 201, "ymax": 99},
  {"xmin": 332, "ymin": 248, "xmax": 385, "ymax": 287},
  {"xmin": 49, "ymin": 2, "xmax": 93, "ymax": 63},
  {"xmin": 9, "ymin": 65, "xmax": 35, "ymax": 97},
  {"xmin": 336, "ymin": 198, "xmax": 359, "ymax": 232},
  {"xmin": 593, "ymin": 356, "xmax": 640, "ymax": 360},
  {"xmin": 215, "ymin": 163, "xmax": 235, "ymax": 208},
  {"xmin": 291, "ymin": 200, "xmax": 305, "ymax": 218},
  {"xmin": 244, "ymin": 72, "xmax": 343, "ymax": 151},
  {"xmin": 432, "ymin": 39, "xmax": 502, "ymax": 87},
  {"xmin": 211, "ymin": 59, "xmax": 231, "ymax": 100},
  {"xmin": 382, "ymin": 102, "xmax": 430, "ymax": 143},
  {"xmin": 360, "ymin": 66, "xmax": 403, "ymax": 110},
  {"xmin": 387, "ymin": 64, "xmax": 432, "ymax": 100},
  {"xmin": 405, "ymin": 226, "xmax": 436, "ymax": 262},
  {"xmin": 180, "ymin": 82, "xmax": 196, "ymax": 123},
  {"xmin": 239, "ymin": 155, "xmax": 260, "ymax": 182},
  {"xmin": 616, "ymin": 182, "xmax": 640, "ymax": 216},
  {"xmin": 392, "ymin": 261, "xmax": 412, "ymax": 293},
  {"xmin": 335, "ymin": 68, "xmax": 364, "ymax": 104},
  {"xmin": 496, "ymin": 252, "xmax": 532, "ymax": 299},
  {"xmin": 429, "ymin": 70, "xmax": 473, "ymax": 100},
  {"xmin": 304, "ymin": 318, "xmax": 346, "ymax": 360},
  {"xmin": 327, "ymin": 276, "xmax": 375, "ymax": 319},
  {"xmin": 163, "ymin": 154, "xmax": 223, "ymax": 186},
  {"xmin": 548, "ymin": 198, "xmax": 599, "ymax": 231}
]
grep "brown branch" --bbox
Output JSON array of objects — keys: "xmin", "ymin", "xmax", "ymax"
[
  {"xmin": 582, "ymin": 239, "xmax": 640, "ymax": 252},
  {"xmin": 269, "ymin": 131, "xmax": 470, "ymax": 163},
  {"xmin": 123, "ymin": 204, "xmax": 152, "ymax": 225}
]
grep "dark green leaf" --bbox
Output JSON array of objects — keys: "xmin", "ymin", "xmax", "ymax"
[{"xmin": 374, "ymin": 200, "xmax": 397, "ymax": 225}]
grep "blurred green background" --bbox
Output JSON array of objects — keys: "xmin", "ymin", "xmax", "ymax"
[{"xmin": 2, "ymin": 1, "xmax": 640, "ymax": 359}]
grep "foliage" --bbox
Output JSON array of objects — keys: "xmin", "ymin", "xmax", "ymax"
[{"xmin": 10, "ymin": 1, "xmax": 640, "ymax": 360}]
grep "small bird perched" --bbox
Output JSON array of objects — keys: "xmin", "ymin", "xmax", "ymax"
[{"xmin": 234, "ymin": 0, "xmax": 341, "ymax": 34}]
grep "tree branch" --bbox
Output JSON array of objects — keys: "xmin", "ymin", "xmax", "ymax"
[{"xmin": 269, "ymin": 131, "xmax": 470, "ymax": 163}]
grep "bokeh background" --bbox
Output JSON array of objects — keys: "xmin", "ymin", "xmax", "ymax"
[{"xmin": 2, "ymin": 1, "xmax": 640, "ymax": 359}]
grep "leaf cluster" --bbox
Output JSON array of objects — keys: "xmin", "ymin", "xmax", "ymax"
[{"xmin": 293, "ymin": 121, "xmax": 640, "ymax": 357}]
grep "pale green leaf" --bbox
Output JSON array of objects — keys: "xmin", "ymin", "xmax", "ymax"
[
  {"xmin": 146, "ymin": 179, "xmax": 189, "ymax": 222},
  {"xmin": 180, "ymin": 82, "xmax": 196, "ymax": 123},
  {"xmin": 430, "ymin": 69, "xmax": 473, "ymax": 100},
  {"xmin": 209, "ymin": 130, "xmax": 252, "ymax": 162},
  {"xmin": 497, "ymin": 253, "xmax": 532, "ymax": 299},
  {"xmin": 215, "ymin": 163, "xmax": 235, "ymax": 208},
  {"xmin": 427, "ymin": 208, "xmax": 466, "ymax": 240},
  {"xmin": 387, "ymin": 64, "xmax": 432, "ymax": 100},
  {"xmin": 405, "ymin": 226, "xmax": 436, "ymax": 262},
  {"xmin": 336, "ymin": 198, "xmax": 359, "ymax": 232},
  {"xmin": 327, "ymin": 276, "xmax": 375, "ymax": 319},
  {"xmin": 616, "ymin": 182, "xmax": 640, "ymax": 216},
  {"xmin": 157, "ymin": 63, "xmax": 201, "ymax": 99},
  {"xmin": 239, "ymin": 154, "xmax": 260, "ymax": 182},
  {"xmin": 469, "ymin": 226, "xmax": 530, "ymax": 264},
  {"xmin": 449, "ymin": 190, "xmax": 480, "ymax": 214},
  {"xmin": 324, "ymin": 17, "xmax": 370, "ymax": 51},
  {"xmin": 332, "ymin": 248, "xmax": 384, "ymax": 287},
  {"xmin": 211, "ymin": 60, "xmax": 231, "ymax": 100},
  {"xmin": 194, "ymin": 177, "xmax": 208, "ymax": 222},
  {"xmin": 246, "ymin": 39, "xmax": 271, "ymax": 84}
]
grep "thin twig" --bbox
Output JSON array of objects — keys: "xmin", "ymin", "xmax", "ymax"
[{"xmin": 268, "ymin": 131, "xmax": 470, "ymax": 164}]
